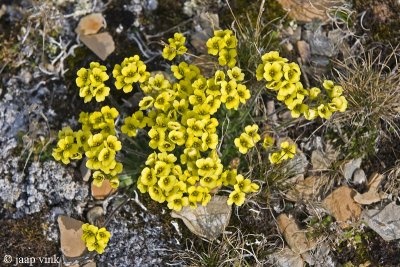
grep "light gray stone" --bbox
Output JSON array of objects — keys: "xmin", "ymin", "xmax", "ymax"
[{"xmin": 362, "ymin": 202, "xmax": 400, "ymax": 241}]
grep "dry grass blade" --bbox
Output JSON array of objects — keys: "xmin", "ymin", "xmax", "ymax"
[{"xmin": 332, "ymin": 47, "xmax": 400, "ymax": 137}]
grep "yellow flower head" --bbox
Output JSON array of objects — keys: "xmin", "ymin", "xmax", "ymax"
[
  {"xmin": 234, "ymin": 133, "xmax": 254, "ymax": 154},
  {"xmin": 227, "ymin": 189, "xmax": 246, "ymax": 206}
]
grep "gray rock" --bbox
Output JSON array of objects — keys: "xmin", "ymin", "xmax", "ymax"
[
  {"xmin": 87, "ymin": 206, "xmax": 104, "ymax": 225},
  {"xmin": 309, "ymin": 28, "xmax": 336, "ymax": 57},
  {"xmin": 352, "ymin": 168, "xmax": 367, "ymax": 185},
  {"xmin": 98, "ymin": 197, "xmax": 179, "ymax": 266},
  {"xmin": 362, "ymin": 202, "xmax": 400, "ymax": 241},
  {"xmin": 341, "ymin": 158, "xmax": 362, "ymax": 181},
  {"xmin": 270, "ymin": 248, "xmax": 304, "ymax": 267}
]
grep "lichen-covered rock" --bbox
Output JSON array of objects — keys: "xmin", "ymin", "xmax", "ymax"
[{"xmin": 98, "ymin": 197, "xmax": 179, "ymax": 266}]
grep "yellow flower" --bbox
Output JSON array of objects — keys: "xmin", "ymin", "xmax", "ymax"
[
  {"xmin": 234, "ymin": 133, "xmax": 254, "ymax": 154},
  {"xmin": 89, "ymin": 67, "xmax": 109, "ymax": 87},
  {"xmin": 139, "ymin": 96, "xmax": 155, "ymax": 110},
  {"xmin": 101, "ymin": 106, "xmax": 119, "ymax": 122},
  {"xmin": 269, "ymin": 151, "xmax": 284, "ymax": 164},
  {"xmin": 221, "ymin": 169, "xmax": 237, "ymax": 186},
  {"xmin": 222, "ymin": 94, "xmax": 240, "ymax": 110},
  {"xmin": 148, "ymin": 128, "xmax": 165, "ymax": 149},
  {"xmin": 158, "ymin": 140, "xmax": 175, "ymax": 152},
  {"xmin": 330, "ymin": 95, "xmax": 348, "ymax": 112},
  {"xmin": 278, "ymin": 81, "xmax": 296, "ymax": 96},
  {"xmin": 261, "ymin": 51, "xmax": 287, "ymax": 63},
  {"xmin": 280, "ymin": 141, "xmax": 296, "ymax": 160},
  {"xmin": 214, "ymin": 70, "xmax": 226, "ymax": 84},
  {"xmin": 93, "ymin": 84, "xmax": 110, "ymax": 102},
  {"xmin": 287, "ymin": 99, "xmax": 308, "ymax": 118},
  {"xmin": 224, "ymin": 34, "xmax": 238, "ymax": 49},
  {"xmin": 168, "ymin": 130, "xmax": 186, "ymax": 146},
  {"xmin": 309, "ymin": 87, "xmax": 321, "ymax": 100},
  {"xmin": 329, "ymin": 85, "xmax": 344, "ymax": 98},
  {"xmin": 154, "ymin": 161, "xmax": 171, "ymax": 177},
  {"xmin": 206, "ymin": 36, "xmax": 224, "ymax": 55},
  {"xmin": 317, "ymin": 104, "xmax": 333, "ymax": 119},
  {"xmin": 81, "ymin": 223, "xmax": 98, "ymax": 244},
  {"xmin": 201, "ymin": 132, "xmax": 218, "ymax": 150},
  {"xmin": 304, "ymin": 108, "xmax": 318, "ymax": 120},
  {"xmin": 86, "ymin": 239, "xmax": 107, "ymax": 254},
  {"xmin": 244, "ymin": 124, "xmax": 261, "ymax": 143},
  {"xmin": 196, "ymin": 157, "xmax": 216, "ymax": 177},
  {"xmin": 262, "ymin": 135, "xmax": 275, "ymax": 149},
  {"xmin": 109, "ymin": 176, "xmax": 119, "ymax": 188},
  {"xmin": 76, "ymin": 68, "xmax": 90, "ymax": 88},
  {"xmin": 283, "ymin": 62, "xmax": 301, "ymax": 83},
  {"xmin": 218, "ymin": 49, "xmax": 237, "ymax": 68},
  {"xmin": 227, "ymin": 189, "xmax": 246, "ymax": 206},
  {"xmin": 96, "ymin": 227, "xmax": 111, "ymax": 244},
  {"xmin": 256, "ymin": 63, "xmax": 265, "ymax": 81},
  {"xmin": 121, "ymin": 116, "xmax": 137, "ymax": 137},
  {"xmin": 263, "ymin": 62, "xmax": 283, "ymax": 82},
  {"xmin": 158, "ymin": 175, "xmax": 177, "ymax": 192},
  {"xmin": 323, "ymin": 80, "xmax": 334, "ymax": 90},
  {"xmin": 162, "ymin": 44, "xmax": 177, "ymax": 61},
  {"xmin": 149, "ymin": 185, "xmax": 166, "ymax": 203},
  {"xmin": 140, "ymin": 167, "xmax": 157, "ymax": 186},
  {"xmin": 154, "ymin": 92, "xmax": 172, "ymax": 112},
  {"xmin": 167, "ymin": 193, "xmax": 189, "ymax": 211},
  {"xmin": 104, "ymin": 135, "xmax": 121, "ymax": 151},
  {"xmin": 171, "ymin": 61, "xmax": 189, "ymax": 80},
  {"xmin": 227, "ymin": 67, "xmax": 244, "ymax": 81},
  {"xmin": 233, "ymin": 175, "xmax": 252, "ymax": 193},
  {"xmin": 189, "ymin": 89, "xmax": 206, "ymax": 106},
  {"xmin": 236, "ymin": 84, "xmax": 251, "ymax": 104},
  {"xmin": 188, "ymin": 186, "xmax": 204, "ymax": 202},
  {"xmin": 187, "ymin": 118, "xmax": 205, "ymax": 137},
  {"xmin": 92, "ymin": 171, "xmax": 106, "ymax": 187},
  {"xmin": 98, "ymin": 147, "xmax": 116, "ymax": 166}
]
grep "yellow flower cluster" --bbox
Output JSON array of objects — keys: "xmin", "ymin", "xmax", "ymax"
[
  {"xmin": 112, "ymin": 55, "xmax": 150, "ymax": 93},
  {"xmin": 206, "ymin": 30, "xmax": 238, "ymax": 68},
  {"xmin": 162, "ymin": 33, "xmax": 188, "ymax": 61},
  {"xmin": 268, "ymin": 141, "xmax": 297, "ymax": 164},
  {"xmin": 76, "ymin": 62, "xmax": 110, "ymax": 103},
  {"xmin": 256, "ymin": 51, "xmax": 348, "ymax": 119},
  {"xmin": 52, "ymin": 106, "xmax": 123, "ymax": 188},
  {"xmin": 112, "ymin": 32, "xmax": 258, "ymax": 210},
  {"xmin": 234, "ymin": 124, "xmax": 261, "ymax": 154},
  {"xmin": 81, "ymin": 223, "xmax": 111, "ymax": 254}
]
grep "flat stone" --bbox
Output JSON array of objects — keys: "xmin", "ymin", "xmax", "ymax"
[
  {"xmin": 58, "ymin": 215, "xmax": 86, "ymax": 258},
  {"xmin": 362, "ymin": 202, "xmax": 400, "ymax": 241},
  {"xmin": 341, "ymin": 158, "xmax": 362, "ymax": 181},
  {"xmin": 80, "ymin": 32, "xmax": 115, "ymax": 61},
  {"xmin": 354, "ymin": 173, "xmax": 387, "ymax": 205},
  {"xmin": 171, "ymin": 195, "xmax": 231, "ymax": 241},
  {"xmin": 75, "ymin": 13, "xmax": 105, "ymax": 36},
  {"xmin": 297, "ymin": 40, "xmax": 311, "ymax": 63},
  {"xmin": 277, "ymin": 214, "xmax": 316, "ymax": 254},
  {"xmin": 270, "ymin": 248, "xmax": 304, "ymax": 267},
  {"xmin": 91, "ymin": 180, "xmax": 117, "ymax": 200},
  {"xmin": 323, "ymin": 186, "xmax": 362, "ymax": 223},
  {"xmin": 285, "ymin": 175, "xmax": 329, "ymax": 202}
]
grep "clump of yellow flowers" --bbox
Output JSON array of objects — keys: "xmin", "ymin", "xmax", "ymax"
[
  {"xmin": 81, "ymin": 223, "xmax": 111, "ymax": 254},
  {"xmin": 134, "ymin": 29, "xmax": 258, "ymax": 210},
  {"xmin": 76, "ymin": 62, "xmax": 110, "ymax": 103},
  {"xmin": 53, "ymin": 29, "xmax": 348, "ymax": 214},
  {"xmin": 52, "ymin": 105, "xmax": 123, "ymax": 189},
  {"xmin": 256, "ymin": 51, "xmax": 348, "ymax": 120}
]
